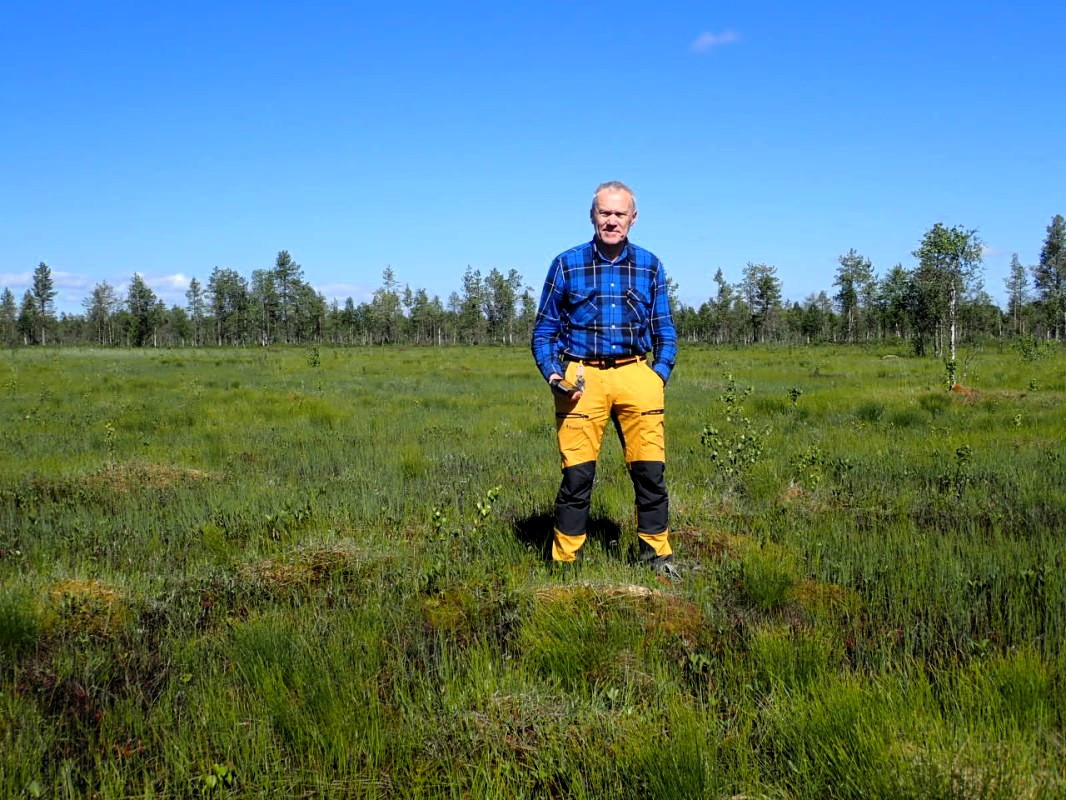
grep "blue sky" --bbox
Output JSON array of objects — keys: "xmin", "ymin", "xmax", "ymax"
[{"xmin": 3, "ymin": 1, "xmax": 1063, "ymax": 315}]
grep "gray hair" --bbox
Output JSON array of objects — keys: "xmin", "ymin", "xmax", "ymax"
[{"xmin": 590, "ymin": 181, "xmax": 637, "ymax": 215}]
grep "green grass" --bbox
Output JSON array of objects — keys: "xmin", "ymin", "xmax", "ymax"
[{"xmin": 1, "ymin": 343, "xmax": 1064, "ymax": 798}]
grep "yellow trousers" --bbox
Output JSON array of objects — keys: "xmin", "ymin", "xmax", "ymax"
[{"xmin": 551, "ymin": 358, "xmax": 671, "ymax": 563}]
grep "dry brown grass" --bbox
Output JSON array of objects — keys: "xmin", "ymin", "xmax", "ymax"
[
  {"xmin": 83, "ymin": 462, "xmax": 216, "ymax": 493},
  {"xmin": 533, "ymin": 581, "xmax": 661, "ymax": 603},
  {"xmin": 238, "ymin": 541, "xmax": 371, "ymax": 593},
  {"xmin": 683, "ymin": 529, "xmax": 756, "ymax": 563},
  {"xmin": 895, "ymin": 741, "xmax": 1052, "ymax": 800}
]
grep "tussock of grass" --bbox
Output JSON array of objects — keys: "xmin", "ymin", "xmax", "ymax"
[
  {"xmin": 20, "ymin": 462, "xmax": 215, "ymax": 506},
  {"xmin": 534, "ymin": 580, "xmax": 704, "ymax": 638},
  {"xmin": 237, "ymin": 540, "xmax": 380, "ymax": 593},
  {"xmin": 46, "ymin": 578, "xmax": 127, "ymax": 639},
  {"xmin": 791, "ymin": 578, "xmax": 862, "ymax": 621},
  {"xmin": 749, "ymin": 623, "xmax": 839, "ymax": 691}
]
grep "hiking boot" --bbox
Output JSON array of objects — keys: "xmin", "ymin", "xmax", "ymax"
[
  {"xmin": 653, "ymin": 559, "xmax": 682, "ymax": 583},
  {"xmin": 646, "ymin": 554, "xmax": 682, "ymax": 583}
]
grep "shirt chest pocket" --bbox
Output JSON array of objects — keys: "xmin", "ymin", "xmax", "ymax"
[
  {"xmin": 567, "ymin": 288, "xmax": 599, "ymax": 327},
  {"xmin": 624, "ymin": 287, "xmax": 650, "ymax": 327}
]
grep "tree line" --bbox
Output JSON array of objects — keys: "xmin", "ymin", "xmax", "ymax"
[{"xmin": 3, "ymin": 216, "xmax": 1064, "ymax": 354}]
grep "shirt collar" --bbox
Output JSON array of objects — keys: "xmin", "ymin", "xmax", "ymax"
[{"xmin": 592, "ymin": 238, "xmax": 630, "ymax": 265}]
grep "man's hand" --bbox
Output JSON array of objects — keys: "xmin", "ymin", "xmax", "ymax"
[{"xmin": 549, "ymin": 373, "xmax": 583, "ymax": 401}]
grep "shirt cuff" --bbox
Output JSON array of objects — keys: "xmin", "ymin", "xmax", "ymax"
[
  {"xmin": 542, "ymin": 362, "xmax": 564, "ymax": 382},
  {"xmin": 652, "ymin": 363, "xmax": 671, "ymax": 384}
]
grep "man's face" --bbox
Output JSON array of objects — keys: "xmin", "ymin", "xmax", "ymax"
[{"xmin": 590, "ymin": 189, "xmax": 637, "ymax": 248}]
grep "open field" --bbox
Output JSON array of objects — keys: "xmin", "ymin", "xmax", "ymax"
[{"xmin": 2, "ymin": 343, "xmax": 1065, "ymax": 799}]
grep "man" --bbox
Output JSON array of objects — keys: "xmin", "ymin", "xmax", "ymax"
[{"xmin": 531, "ymin": 181, "xmax": 679, "ymax": 577}]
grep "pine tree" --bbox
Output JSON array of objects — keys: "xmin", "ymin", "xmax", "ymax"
[
  {"xmin": 207, "ymin": 267, "xmax": 249, "ymax": 345},
  {"xmin": 272, "ymin": 250, "xmax": 304, "ymax": 343},
  {"xmin": 17, "ymin": 290, "xmax": 39, "ymax": 344},
  {"xmin": 126, "ymin": 274, "xmax": 160, "ymax": 347},
  {"xmin": 1004, "ymin": 253, "xmax": 1029, "ymax": 335},
  {"xmin": 1032, "ymin": 214, "xmax": 1066, "ymax": 338},
  {"xmin": 31, "ymin": 262, "xmax": 57, "ymax": 344},
  {"xmin": 709, "ymin": 268, "xmax": 737, "ymax": 344},
  {"xmin": 741, "ymin": 263, "xmax": 782, "ymax": 343},
  {"xmin": 0, "ymin": 288, "xmax": 16, "ymax": 345},
  {"xmin": 876, "ymin": 264, "xmax": 911, "ymax": 341},
  {"xmin": 459, "ymin": 266, "xmax": 485, "ymax": 344},
  {"xmin": 834, "ymin": 249, "xmax": 875, "ymax": 342},
  {"xmin": 185, "ymin": 277, "xmax": 206, "ymax": 346},
  {"xmin": 370, "ymin": 267, "xmax": 403, "ymax": 344},
  {"xmin": 249, "ymin": 270, "xmax": 279, "ymax": 345}
]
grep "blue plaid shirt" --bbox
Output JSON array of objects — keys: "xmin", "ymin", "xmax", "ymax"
[{"xmin": 531, "ymin": 239, "xmax": 678, "ymax": 384}]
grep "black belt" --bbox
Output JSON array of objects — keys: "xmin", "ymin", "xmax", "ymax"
[{"xmin": 566, "ymin": 355, "xmax": 644, "ymax": 369}]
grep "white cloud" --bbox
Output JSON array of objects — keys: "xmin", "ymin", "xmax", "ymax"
[
  {"xmin": 691, "ymin": 30, "xmax": 740, "ymax": 53},
  {"xmin": 315, "ymin": 281, "xmax": 373, "ymax": 304},
  {"xmin": 3, "ymin": 270, "xmax": 97, "ymax": 292},
  {"xmin": 51, "ymin": 271, "xmax": 94, "ymax": 292},
  {"xmin": 150, "ymin": 273, "xmax": 192, "ymax": 292},
  {"xmin": 0, "ymin": 271, "xmax": 32, "ymax": 288},
  {"xmin": 124, "ymin": 273, "xmax": 192, "ymax": 308}
]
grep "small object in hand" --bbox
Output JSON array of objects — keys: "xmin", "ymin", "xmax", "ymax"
[{"xmin": 551, "ymin": 378, "xmax": 579, "ymax": 397}]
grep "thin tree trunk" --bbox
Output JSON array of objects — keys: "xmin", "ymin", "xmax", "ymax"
[{"xmin": 948, "ymin": 284, "xmax": 958, "ymax": 387}]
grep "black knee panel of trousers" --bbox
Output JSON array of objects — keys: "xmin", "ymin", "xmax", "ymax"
[
  {"xmin": 629, "ymin": 460, "xmax": 669, "ymax": 534},
  {"xmin": 555, "ymin": 461, "xmax": 596, "ymax": 536}
]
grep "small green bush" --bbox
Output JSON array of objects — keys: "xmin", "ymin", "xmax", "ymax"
[
  {"xmin": 887, "ymin": 407, "xmax": 925, "ymax": 428},
  {"xmin": 854, "ymin": 401, "xmax": 885, "ymax": 423},
  {"xmin": 918, "ymin": 392, "xmax": 951, "ymax": 417}
]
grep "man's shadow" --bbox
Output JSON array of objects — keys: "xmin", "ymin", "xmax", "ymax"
[{"xmin": 513, "ymin": 512, "xmax": 624, "ymax": 563}]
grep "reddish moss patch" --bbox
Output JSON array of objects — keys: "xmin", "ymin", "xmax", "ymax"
[{"xmin": 682, "ymin": 529, "xmax": 754, "ymax": 563}]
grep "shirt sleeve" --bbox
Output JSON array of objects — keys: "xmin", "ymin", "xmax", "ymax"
[
  {"xmin": 649, "ymin": 260, "xmax": 678, "ymax": 383},
  {"xmin": 531, "ymin": 257, "xmax": 566, "ymax": 381}
]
